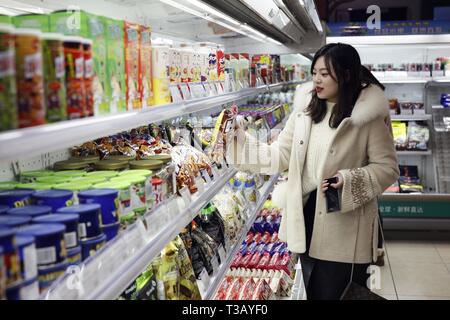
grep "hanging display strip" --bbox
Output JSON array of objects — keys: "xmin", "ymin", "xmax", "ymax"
[
  {"xmin": 0, "ymin": 81, "xmax": 300, "ymax": 162},
  {"xmin": 200, "ymin": 174, "xmax": 280, "ymax": 300},
  {"xmin": 40, "ymin": 166, "xmax": 238, "ymax": 300}
]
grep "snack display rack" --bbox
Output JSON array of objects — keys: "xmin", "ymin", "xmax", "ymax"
[
  {"xmin": 0, "ymin": 0, "xmax": 321, "ymax": 300},
  {"xmin": 328, "ymin": 35, "xmax": 450, "ymax": 230}
]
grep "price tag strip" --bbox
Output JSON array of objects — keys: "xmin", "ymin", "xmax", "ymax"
[
  {"xmin": 179, "ymin": 186, "xmax": 192, "ymax": 207},
  {"xmin": 179, "ymin": 83, "xmax": 192, "ymax": 100},
  {"xmin": 169, "ymin": 85, "xmax": 183, "ymax": 103}
]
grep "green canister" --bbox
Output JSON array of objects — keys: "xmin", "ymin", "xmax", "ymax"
[
  {"xmin": 20, "ymin": 170, "xmax": 55, "ymax": 183},
  {"xmin": 110, "ymin": 176, "xmax": 146, "ymax": 216},
  {"xmin": 36, "ymin": 176, "xmax": 71, "ymax": 184},
  {"xmin": 84, "ymin": 170, "xmax": 118, "ymax": 180},
  {"xmin": 52, "ymin": 170, "xmax": 87, "ymax": 178},
  {"xmin": 0, "ymin": 23, "xmax": 17, "ymax": 132},
  {"xmin": 16, "ymin": 183, "xmax": 54, "ymax": 191},
  {"xmin": 53, "ymin": 182, "xmax": 92, "ymax": 204},
  {"xmin": 42, "ymin": 33, "xmax": 67, "ymax": 123},
  {"xmin": 94, "ymin": 160, "xmax": 128, "ymax": 171},
  {"xmin": 118, "ymin": 169, "xmax": 153, "ymax": 211}
]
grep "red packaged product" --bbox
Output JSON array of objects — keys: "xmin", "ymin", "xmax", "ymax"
[
  {"xmin": 214, "ymin": 276, "xmax": 234, "ymax": 300},
  {"xmin": 226, "ymin": 277, "xmax": 245, "ymax": 300},
  {"xmin": 261, "ymin": 232, "xmax": 271, "ymax": 243},
  {"xmin": 268, "ymin": 252, "xmax": 281, "ymax": 270},
  {"xmin": 278, "ymin": 253, "xmax": 292, "ymax": 276},
  {"xmin": 82, "ymin": 39, "xmax": 94, "ymax": 117},
  {"xmin": 270, "ymin": 232, "xmax": 279, "ymax": 243},
  {"xmin": 230, "ymin": 253, "xmax": 243, "ymax": 268},
  {"xmin": 259, "ymin": 208, "xmax": 270, "ymax": 218},
  {"xmin": 253, "ymin": 232, "xmax": 262, "ymax": 243},
  {"xmin": 256, "ymin": 251, "xmax": 271, "ymax": 270},
  {"xmin": 238, "ymin": 278, "xmax": 256, "ymax": 300},
  {"xmin": 240, "ymin": 252, "xmax": 253, "ymax": 268},
  {"xmin": 245, "ymin": 232, "xmax": 254, "ymax": 244},
  {"xmin": 248, "ymin": 252, "xmax": 262, "ymax": 269},
  {"xmin": 251, "ymin": 279, "xmax": 272, "ymax": 300}
]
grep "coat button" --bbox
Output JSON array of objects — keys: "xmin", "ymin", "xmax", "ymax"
[
  {"xmin": 318, "ymin": 211, "xmax": 322, "ymax": 215},
  {"xmin": 299, "ymin": 140, "xmax": 304, "ymax": 145},
  {"xmin": 330, "ymin": 148, "xmax": 334, "ymax": 154}
]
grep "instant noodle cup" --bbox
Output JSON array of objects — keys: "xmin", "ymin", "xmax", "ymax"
[
  {"xmin": 7, "ymin": 205, "xmax": 52, "ymax": 218},
  {"xmin": 78, "ymin": 188, "xmax": 119, "ymax": 225},
  {"xmin": 42, "ymin": 32, "xmax": 67, "ymax": 123},
  {"xmin": 14, "ymin": 28, "xmax": 46, "ymax": 128},
  {"xmin": 33, "ymin": 213, "xmax": 79, "ymax": 249},
  {"xmin": 31, "ymin": 189, "xmax": 74, "ymax": 211},
  {"xmin": 0, "ymin": 189, "xmax": 34, "ymax": 208},
  {"xmin": 0, "ymin": 227, "xmax": 22, "ymax": 286},
  {"xmin": 0, "ymin": 23, "xmax": 18, "ymax": 132},
  {"xmin": 57, "ymin": 204, "xmax": 102, "ymax": 240},
  {"xmin": 52, "ymin": 182, "xmax": 92, "ymax": 205},
  {"xmin": 53, "ymin": 159, "xmax": 90, "ymax": 171}
]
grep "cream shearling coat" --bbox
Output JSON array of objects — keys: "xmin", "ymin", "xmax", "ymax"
[{"xmin": 229, "ymin": 81, "xmax": 399, "ymax": 263}]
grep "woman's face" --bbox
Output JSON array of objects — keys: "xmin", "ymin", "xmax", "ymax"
[{"xmin": 312, "ymin": 56, "xmax": 339, "ymax": 103}]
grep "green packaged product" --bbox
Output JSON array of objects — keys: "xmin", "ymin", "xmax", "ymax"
[
  {"xmin": 42, "ymin": 33, "xmax": 67, "ymax": 122},
  {"xmin": 52, "ymin": 170, "xmax": 87, "ymax": 178},
  {"xmin": 20, "ymin": 170, "xmax": 54, "ymax": 183},
  {"xmin": 0, "ymin": 15, "xmax": 12, "ymax": 25},
  {"xmin": 36, "ymin": 176, "xmax": 71, "ymax": 184},
  {"xmin": 93, "ymin": 180, "xmax": 132, "ymax": 225},
  {"xmin": 13, "ymin": 14, "xmax": 50, "ymax": 32},
  {"xmin": 0, "ymin": 24, "xmax": 17, "ymax": 132},
  {"xmin": 0, "ymin": 181, "xmax": 20, "ymax": 190},
  {"xmin": 110, "ymin": 176, "xmax": 146, "ymax": 216},
  {"xmin": 103, "ymin": 17, "xmax": 126, "ymax": 113},
  {"xmin": 16, "ymin": 183, "xmax": 53, "ymax": 190},
  {"xmin": 84, "ymin": 170, "xmax": 118, "ymax": 179},
  {"xmin": 119, "ymin": 266, "xmax": 157, "ymax": 300}
]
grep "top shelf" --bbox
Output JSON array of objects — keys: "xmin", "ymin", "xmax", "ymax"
[{"xmin": 0, "ymin": 82, "xmax": 300, "ymax": 162}]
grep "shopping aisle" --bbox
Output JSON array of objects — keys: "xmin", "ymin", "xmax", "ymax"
[{"xmin": 373, "ymin": 240, "xmax": 450, "ymax": 300}]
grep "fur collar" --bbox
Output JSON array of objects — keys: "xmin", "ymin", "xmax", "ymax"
[{"xmin": 296, "ymin": 81, "xmax": 389, "ymax": 127}]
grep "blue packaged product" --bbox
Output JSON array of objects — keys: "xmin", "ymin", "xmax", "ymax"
[
  {"xmin": 0, "ymin": 205, "xmax": 9, "ymax": 215},
  {"xmin": 81, "ymin": 233, "xmax": 107, "ymax": 261},
  {"xmin": 273, "ymin": 216, "xmax": 281, "ymax": 232},
  {"xmin": 57, "ymin": 204, "xmax": 102, "ymax": 240},
  {"xmin": 102, "ymin": 222, "xmax": 120, "ymax": 241},
  {"xmin": 0, "ymin": 189, "xmax": 34, "ymax": 208},
  {"xmin": 38, "ymin": 260, "xmax": 68, "ymax": 292},
  {"xmin": 264, "ymin": 242, "xmax": 276, "ymax": 255},
  {"xmin": 0, "ymin": 246, "xmax": 4, "ymax": 299},
  {"xmin": 67, "ymin": 246, "xmax": 81, "ymax": 266},
  {"xmin": 16, "ymin": 235, "xmax": 37, "ymax": 281},
  {"xmin": 18, "ymin": 224, "xmax": 67, "ymax": 266},
  {"xmin": 263, "ymin": 221, "xmax": 275, "ymax": 234},
  {"xmin": 239, "ymin": 242, "xmax": 248, "ymax": 255},
  {"xmin": 0, "ymin": 215, "xmax": 31, "ymax": 229},
  {"xmin": 33, "ymin": 214, "xmax": 80, "ymax": 249},
  {"xmin": 78, "ymin": 189, "xmax": 119, "ymax": 225},
  {"xmin": 5, "ymin": 276, "xmax": 39, "ymax": 300},
  {"xmin": 7, "ymin": 205, "xmax": 52, "ymax": 218},
  {"xmin": 32, "ymin": 189, "xmax": 74, "ymax": 212},
  {"xmin": 0, "ymin": 227, "xmax": 21, "ymax": 286},
  {"xmin": 246, "ymin": 241, "xmax": 258, "ymax": 254},
  {"xmin": 253, "ymin": 216, "xmax": 265, "ymax": 234}
]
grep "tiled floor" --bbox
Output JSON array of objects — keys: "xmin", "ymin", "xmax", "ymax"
[{"xmin": 373, "ymin": 240, "xmax": 450, "ymax": 300}]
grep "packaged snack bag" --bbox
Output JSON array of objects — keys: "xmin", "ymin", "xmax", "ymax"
[
  {"xmin": 0, "ymin": 24, "xmax": 17, "ymax": 131},
  {"xmin": 124, "ymin": 22, "xmax": 141, "ymax": 110},
  {"xmin": 13, "ymin": 14, "xmax": 50, "ymax": 32},
  {"xmin": 151, "ymin": 46, "xmax": 171, "ymax": 105},
  {"xmin": 214, "ymin": 276, "xmax": 234, "ymax": 300},
  {"xmin": 140, "ymin": 25, "xmax": 153, "ymax": 107}
]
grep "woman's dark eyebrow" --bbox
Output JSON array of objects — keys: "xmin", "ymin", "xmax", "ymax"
[{"xmin": 312, "ymin": 68, "xmax": 329, "ymax": 71}]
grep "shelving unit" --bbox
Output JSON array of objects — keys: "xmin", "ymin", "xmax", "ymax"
[
  {"xmin": 396, "ymin": 150, "xmax": 432, "ymax": 156},
  {"xmin": 391, "ymin": 114, "xmax": 432, "ymax": 121}
]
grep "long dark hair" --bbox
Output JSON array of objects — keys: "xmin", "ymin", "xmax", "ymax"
[{"xmin": 305, "ymin": 43, "xmax": 385, "ymax": 128}]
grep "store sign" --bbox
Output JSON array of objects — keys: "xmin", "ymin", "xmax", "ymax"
[
  {"xmin": 379, "ymin": 200, "xmax": 450, "ymax": 218},
  {"xmin": 327, "ymin": 20, "xmax": 450, "ymax": 37}
]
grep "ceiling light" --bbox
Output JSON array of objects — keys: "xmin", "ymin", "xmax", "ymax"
[
  {"xmin": 267, "ymin": 37, "xmax": 283, "ymax": 45},
  {"xmin": 298, "ymin": 0, "xmax": 305, "ymax": 6},
  {"xmin": 159, "ymin": 0, "xmax": 205, "ymax": 19},
  {"xmin": 185, "ymin": 0, "xmax": 240, "ymax": 25},
  {"xmin": 240, "ymin": 24, "xmax": 268, "ymax": 39}
]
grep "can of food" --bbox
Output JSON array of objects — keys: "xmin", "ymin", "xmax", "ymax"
[
  {"xmin": 101, "ymin": 221, "xmax": 120, "ymax": 241},
  {"xmin": 80, "ymin": 233, "xmax": 106, "ymax": 261},
  {"xmin": 84, "ymin": 170, "xmax": 118, "ymax": 180},
  {"xmin": 70, "ymin": 154, "xmax": 100, "ymax": 164},
  {"xmin": 42, "ymin": 32, "xmax": 67, "ymax": 123},
  {"xmin": 93, "ymin": 181, "xmax": 130, "ymax": 222},
  {"xmin": 78, "ymin": 189, "xmax": 119, "ymax": 225},
  {"xmin": 33, "ymin": 213, "xmax": 79, "ymax": 249},
  {"xmin": 35, "ymin": 176, "xmax": 70, "ymax": 184},
  {"xmin": 20, "ymin": 170, "xmax": 54, "ymax": 183},
  {"xmin": 82, "ymin": 38, "xmax": 94, "ymax": 117},
  {"xmin": 16, "ymin": 235, "xmax": 37, "ymax": 281},
  {"xmin": 32, "ymin": 189, "xmax": 74, "ymax": 212},
  {"xmin": 0, "ymin": 204, "xmax": 10, "ymax": 214},
  {"xmin": 67, "ymin": 246, "xmax": 81, "ymax": 266},
  {"xmin": 15, "ymin": 183, "xmax": 54, "ymax": 191},
  {"xmin": 0, "ymin": 182, "xmax": 20, "ymax": 190},
  {"xmin": 52, "ymin": 182, "xmax": 92, "ymax": 205},
  {"xmin": 18, "ymin": 223, "xmax": 66, "ymax": 266},
  {"xmin": 53, "ymin": 159, "xmax": 90, "ymax": 171},
  {"xmin": 151, "ymin": 177, "xmax": 163, "ymax": 208},
  {"xmin": 37, "ymin": 260, "xmax": 67, "ymax": 293},
  {"xmin": 117, "ymin": 169, "xmax": 153, "ymax": 211},
  {"xmin": 105, "ymin": 154, "xmax": 135, "ymax": 162},
  {"xmin": 94, "ymin": 160, "xmax": 128, "ymax": 171},
  {"xmin": 5, "ymin": 276, "xmax": 39, "ymax": 300},
  {"xmin": 0, "ymin": 227, "xmax": 22, "ymax": 286},
  {"xmin": 0, "ymin": 246, "xmax": 5, "ymax": 299},
  {"xmin": 111, "ymin": 176, "xmax": 146, "ymax": 216},
  {"xmin": 63, "ymin": 35, "xmax": 86, "ymax": 119},
  {"xmin": 0, "ymin": 189, "xmax": 34, "ymax": 208},
  {"xmin": 14, "ymin": 28, "xmax": 46, "ymax": 128},
  {"xmin": 6, "ymin": 205, "xmax": 52, "ymax": 218},
  {"xmin": 71, "ymin": 177, "xmax": 106, "ymax": 186},
  {"xmin": 0, "ymin": 215, "xmax": 31, "ymax": 229},
  {"xmin": 52, "ymin": 169, "xmax": 87, "ymax": 178},
  {"xmin": 0, "ymin": 23, "xmax": 18, "ymax": 132},
  {"xmin": 57, "ymin": 204, "xmax": 102, "ymax": 240}
]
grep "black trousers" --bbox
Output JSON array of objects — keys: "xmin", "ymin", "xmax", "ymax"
[{"xmin": 300, "ymin": 190, "xmax": 371, "ymax": 300}]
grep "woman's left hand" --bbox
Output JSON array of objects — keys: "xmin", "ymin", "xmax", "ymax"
[{"xmin": 321, "ymin": 172, "xmax": 344, "ymax": 194}]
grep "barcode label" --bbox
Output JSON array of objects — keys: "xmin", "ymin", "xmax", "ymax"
[
  {"xmin": 36, "ymin": 246, "xmax": 57, "ymax": 265},
  {"xmin": 78, "ymin": 223, "xmax": 87, "ymax": 238},
  {"xmin": 65, "ymin": 232, "xmax": 78, "ymax": 249},
  {"xmin": 23, "ymin": 244, "xmax": 37, "ymax": 279}
]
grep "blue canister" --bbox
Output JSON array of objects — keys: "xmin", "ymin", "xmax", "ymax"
[
  {"xmin": 7, "ymin": 205, "xmax": 52, "ymax": 218},
  {"xmin": 0, "ymin": 205, "xmax": 9, "ymax": 215},
  {"xmin": 67, "ymin": 246, "xmax": 82, "ymax": 266},
  {"xmin": 32, "ymin": 189, "xmax": 74, "ymax": 212},
  {"xmin": 0, "ymin": 215, "xmax": 31, "ymax": 229},
  {"xmin": 81, "ymin": 233, "xmax": 107, "ymax": 261},
  {"xmin": 0, "ymin": 227, "xmax": 21, "ymax": 286},
  {"xmin": 0, "ymin": 246, "xmax": 4, "ymax": 299},
  {"xmin": 38, "ymin": 260, "xmax": 68, "ymax": 293},
  {"xmin": 78, "ymin": 189, "xmax": 119, "ymax": 225},
  {"xmin": 0, "ymin": 189, "xmax": 34, "ymax": 208},
  {"xmin": 16, "ymin": 235, "xmax": 37, "ymax": 281},
  {"xmin": 102, "ymin": 222, "xmax": 120, "ymax": 241},
  {"xmin": 441, "ymin": 93, "xmax": 450, "ymax": 108},
  {"xmin": 5, "ymin": 276, "xmax": 39, "ymax": 300},
  {"xmin": 33, "ymin": 214, "xmax": 79, "ymax": 250},
  {"xmin": 57, "ymin": 204, "xmax": 102, "ymax": 240},
  {"xmin": 17, "ymin": 224, "xmax": 67, "ymax": 266}
]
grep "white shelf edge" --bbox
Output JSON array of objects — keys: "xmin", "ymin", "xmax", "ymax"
[
  {"xmin": 42, "ymin": 166, "xmax": 237, "ymax": 300},
  {"xmin": 0, "ymin": 81, "xmax": 302, "ymax": 162},
  {"xmin": 203, "ymin": 174, "xmax": 280, "ymax": 300},
  {"xmin": 396, "ymin": 150, "xmax": 432, "ymax": 156},
  {"xmin": 380, "ymin": 79, "xmax": 429, "ymax": 84},
  {"xmin": 390, "ymin": 115, "xmax": 432, "ymax": 121}
]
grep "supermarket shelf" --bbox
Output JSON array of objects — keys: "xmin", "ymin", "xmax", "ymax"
[
  {"xmin": 380, "ymin": 78, "xmax": 429, "ymax": 84},
  {"xmin": 432, "ymin": 105, "xmax": 450, "ymax": 109},
  {"xmin": 396, "ymin": 150, "xmax": 432, "ymax": 156},
  {"xmin": 383, "ymin": 217, "xmax": 450, "ymax": 230},
  {"xmin": 202, "ymin": 174, "xmax": 280, "ymax": 300},
  {"xmin": 42, "ymin": 166, "xmax": 238, "ymax": 300},
  {"xmin": 0, "ymin": 82, "xmax": 301, "ymax": 162},
  {"xmin": 380, "ymin": 193, "xmax": 450, "ymax": 202},
  {"xmin": 435, "ymin": 127, "xmax": 450, "ymax": 132},
  {"xmin": 390, "ymin": 114, "xmax": 432, "ymax": 121}
]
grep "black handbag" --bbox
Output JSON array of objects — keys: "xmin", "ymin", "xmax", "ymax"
[{"xmin": 340, "ymin": 208, "xmax": 397, "ymax": 300}]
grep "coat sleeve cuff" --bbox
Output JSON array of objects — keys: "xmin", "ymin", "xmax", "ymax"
[{"xmin": 339, "ymin": 168, "xmax": 379, "ymax": 213}]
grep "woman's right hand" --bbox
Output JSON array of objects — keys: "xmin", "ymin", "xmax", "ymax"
[{"xmin": 234, "ymin": 115, "xmax": 248, "ymax": 141}]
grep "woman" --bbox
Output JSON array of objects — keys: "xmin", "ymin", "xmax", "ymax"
[{"xmin": 229, "ymin": 43, "xmax": 399, "ymax": 300}]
